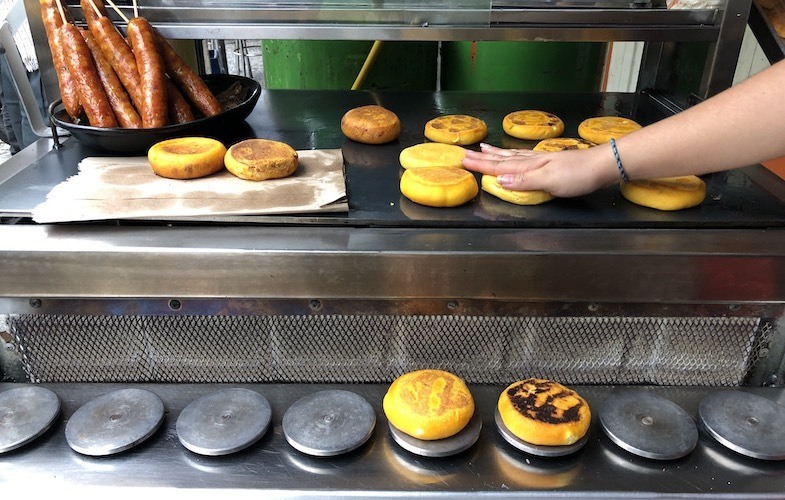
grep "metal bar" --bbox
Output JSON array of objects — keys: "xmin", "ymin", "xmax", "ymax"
[
  {"xmin": 1, "ymin": 226, "xmax": 785, "ymax": 303},
  {"xmin": 699, "ymin": 0, "xmax": 753, "ymax": 97}
]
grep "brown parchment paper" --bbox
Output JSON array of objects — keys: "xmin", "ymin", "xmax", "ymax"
[{"xmin": 32, "ymin": 149, "xmax": 347, "ymax": 223}]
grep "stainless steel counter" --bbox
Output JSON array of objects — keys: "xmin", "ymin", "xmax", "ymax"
[{"xmin": 2, "ymin": 383, "xmax": 785, "ymax": 498}]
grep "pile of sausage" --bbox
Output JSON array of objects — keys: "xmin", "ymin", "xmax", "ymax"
[{"xmin": 40, "ymin": 0, "xmax": 222, "ymax": 129}]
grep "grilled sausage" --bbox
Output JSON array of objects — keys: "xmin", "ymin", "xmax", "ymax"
[
  {"xmin": 154, "ymin": 31, "xmax": 222, "ymax": 117},
  {"xmin": 80, "ymin": 0, "xmax": 109, "ymax": 28},
  {"xmin": 127, "ymin": 17, "xmax": 168, "ymax": 128},
  {"xmin": 61, "ymin": 23, "xmax": 118, "ymax": 128},
  {"xmin": 80, "ymin": 28, "xmax": 142, "ymax": 128},
  {"xmin": 166, "ymin": 80, "xmax": 195, "ymax": 124},
  {"xmin": 39, "ymin": 0, "xmax": 82, "ymax": 120},
  {"xmin": 86, "ymin": 15, "xmax": 145, "ymax": 113}
]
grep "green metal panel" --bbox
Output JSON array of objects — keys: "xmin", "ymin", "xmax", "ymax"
[
  {"xmin": 440, "ymin": 41, "xmax": 607, "ymax": 91},
  {"xmin": 262, "ymin": 40, "xmax": 438, "ymax": 90}
]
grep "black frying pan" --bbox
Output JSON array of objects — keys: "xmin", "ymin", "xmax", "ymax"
[{"xmin": 50, "ymin": 73, "xmax": 262, "ymax": 155}]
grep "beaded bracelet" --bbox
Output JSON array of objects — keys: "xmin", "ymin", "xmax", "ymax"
[{"xmin": 609, "ymin": 138, "xmax": 629, "ymax": 183}]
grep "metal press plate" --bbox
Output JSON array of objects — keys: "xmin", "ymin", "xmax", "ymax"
[
  {"xmin": 388, "ymin": 413, "xmax": 482, "ymax": 458},
  {"xmin": 0, "ymin": 386, "xmax": 60, "ymax": 454},
  {"xmin": 699, "ymin": 391, "xmax": 785, "ymax": 461},
  {"xmin": 599, "ymin": 390, "xmax": 698, "ymax": 460},
  {"xmin": 282, "ymin": 389, "xmax": 375, "ymax": 457},
  {"xmin": 65, "ymin": 388, "xmax": 165, "ymax": 456},
  {"xmin": 176, "ymin": 388, "xmax": 272, "ymax": 456},
  {"xmin": 495, "ymin": 409, "xmax": 588, "ymax": 458}
]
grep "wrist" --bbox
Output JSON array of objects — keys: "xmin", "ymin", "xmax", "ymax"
[
  {"xmin": 609, "ymin": 139, "xmax": 629, "ymax": 183},
  {"xmin": 587, "ymin": 144, "xmax": 623, "ymax": 188}
]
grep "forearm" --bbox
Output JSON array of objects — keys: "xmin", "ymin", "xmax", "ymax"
[{"xmin": 616, "ymin": 59, "xmax": 785, "ymax": 180}]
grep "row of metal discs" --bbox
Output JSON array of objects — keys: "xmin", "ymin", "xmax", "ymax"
[{"xmin": 2, "ymin": 386, "xmax": 785, "ymax": 461}]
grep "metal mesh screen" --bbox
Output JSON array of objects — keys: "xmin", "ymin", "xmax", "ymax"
[{"xmin": 10, "ymin": 314, "xmax": 767, "ymax": 386}]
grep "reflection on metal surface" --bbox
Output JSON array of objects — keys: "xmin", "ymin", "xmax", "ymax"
[
  {"xmin": 493, "ymin": 442, "xmax": 583, "ymax": 489},
  {"xmin": 281, "ymin": 435, "xmax": 377, "ymax": 475},
  {"xmin": 697, "ymin": 437, "xmax": 785, "ymax": 477},
  {"xmin": 379, "ymin": 429, "xmax": 466, "ymax": 485},
  {"xmin": 599, "ymin": 438, "xmax": 686, "ymax": 475}
]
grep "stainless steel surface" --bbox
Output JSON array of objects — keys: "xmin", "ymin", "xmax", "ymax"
[
  {"xmin": 1, "ymin": 225, "xmax": 785, "ymax": 302},
  {"xmin": 282, "ymin": 389, "xmax": 376, "ymax": 456},
  {"xmin": 0, "ymin": 386, "xmax": 59, "ymax": 454},
  {"xmin": 699, "ymin": 390, "xmax": 785, "ymax": 461},
  {"xmin": 388, "ymin": 414, "xmax": 482, "ymax": 457},
  {"xmin": 598, "ymin": 390, "xmax": 698, "ymax": 460},
  {"xmin": 3, "ymin": 382, "xmax": 785, "ymax": 497},
  {"xmin": 495, "ymin": 410, "xmax": 589, "ymax": 457},
  {"xmin": 64, "ymin": 388, "xmax": 165, "ymax": 456},
  {"xmin": 175, "ymin": 388, "xmax": 272, "ymax": 456}
]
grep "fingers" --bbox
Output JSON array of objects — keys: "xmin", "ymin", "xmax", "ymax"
[
  {"xmin": 461, "ymin": 155, "xmax": 511, "ymax": 176},
  {"xmin": 462, "ymin": 147, "xmax": 548, "ymax": 176},
  {"xmin": 479, "ymin": 143, "xmax": 515, "ymax": 156},
  {"xmin": 497, "ymin": 173, "xmax": 526, "ymax": 190}
]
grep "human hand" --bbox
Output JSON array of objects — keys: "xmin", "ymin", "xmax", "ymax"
[{"xmin": 461, "ymin": 143, "xmax": 619, "ymax": 198}]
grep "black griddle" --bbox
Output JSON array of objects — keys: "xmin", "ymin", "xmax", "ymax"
[{"xmin": 1, "ymin": 89, "xmax": 784, "ymax": 228}]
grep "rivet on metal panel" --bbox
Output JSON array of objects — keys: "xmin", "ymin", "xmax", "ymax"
[
  {"xmin": 588, "ymin": 303, "xmax": 599, "ymax": 312},
  {"xmin": 447, "ymin": 301, "xmax": 459, "ymax": 310},
  {"xmin": 168, "ymin": 300, "xmax": 182, "ymax": 311},
  {"xmin": 309, "ymin": 300, "xmax": 322, "ymax": 311},
  {"xmin": 29, "ymin": 299, "xmax": 41, "ymax": 308}
]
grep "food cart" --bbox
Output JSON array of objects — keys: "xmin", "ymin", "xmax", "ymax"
[{"xmin": 1, "ymin": 0, "xmax": 785, "ymax": 496}]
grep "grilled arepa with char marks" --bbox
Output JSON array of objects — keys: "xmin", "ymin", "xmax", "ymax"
[
  {"xmin": 424, "ymin": 114, "xmax": 488, "ymax": 146},
  {"xmin": 502, "ymin": 110, "xmax": 565, "ymax": 140},
  {"xmin": 498, "ymin": 378, "xmax": 591, "ymax": 446},
  {"xmin": 383, "ymin": 369, "xmax": 475, "ymax": 440},
  {"xmin": 533, "ymin": 137, "xmax": 595, "ymax": 152},
  {"xmin": 577, "ymin": 116, "xmax": 641, "ymax": 144}
]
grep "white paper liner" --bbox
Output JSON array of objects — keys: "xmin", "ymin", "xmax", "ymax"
[{"xmin": 32, "ymin": 149, "xmax": 347, "ymax": 223}]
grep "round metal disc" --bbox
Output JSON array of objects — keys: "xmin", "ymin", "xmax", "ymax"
[
  {"xmin": 176, "ymin": 388, "xmax": 272, "ymax": 456},
  {"xmin": 699, "ymin": 391, "xmax": 785, "ymax": 461},
  {"xmin": 282, "ymin": 390, "xmax": 375, "ymax": 457},
  {"xmin": 495, "ymin": 409, "xmax": 588, "ymax": 457},
  {"xmin": 65, "ymin": 388, "xmax": 165, "ymax": 456},
  {"xmin": 388, "ymin": 413, "xmax": 482, "ymax": 458},
  {"xmin": 599, "ymin": 390, "xmax": 698, "ymax": 460},
  {"xmin": 0, "ymin": 386, "xmax": 60, "ymax": 454}
]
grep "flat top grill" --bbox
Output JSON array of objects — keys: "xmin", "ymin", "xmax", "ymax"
[{"xmin": 1, "ymin": 90, "xmax": 784, "ymax": 228}]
